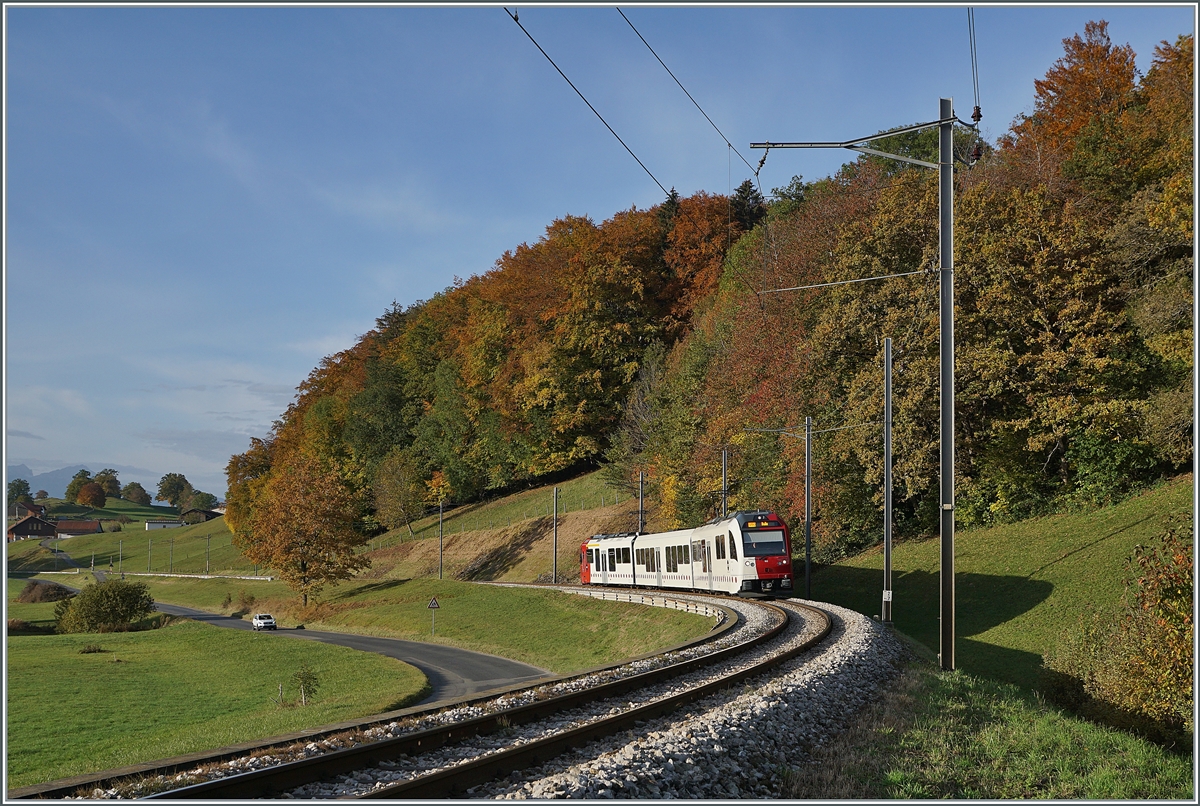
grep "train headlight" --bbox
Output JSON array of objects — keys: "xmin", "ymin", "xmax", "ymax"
[
  {"xmin": 782, "ymin": 578, "xmax": 792, "ymax": 588},
  {"xmin": 745, "ymin": 560, "xmax": 753, "ymax": 567}
]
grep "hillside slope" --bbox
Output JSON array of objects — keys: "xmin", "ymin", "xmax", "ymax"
[{"xmin": 810, "ymin": 475, "xmax": 1193, "ymax": 689}]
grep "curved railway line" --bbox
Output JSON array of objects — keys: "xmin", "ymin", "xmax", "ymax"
[
  {"xmin": 141, "ymin": 594, "xmax": 828, "ymax": 800},
  {"xmin": 19, "ymin": 589, "xmax": 838, "ymax": 801}
]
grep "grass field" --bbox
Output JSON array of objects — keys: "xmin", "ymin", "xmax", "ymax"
[
  {"xmin": 29, "ymin": 517, "xmax": 259, "ymax": 577},
  {"xmin": 5, "ymin": 620, "xmax": 428, "ymax": 788},
  {"xmin": 786, "ymin": 638, "xmax": 1192, "ymax": 799},
  {"xmin": 811, "ymin": 474, "xmax": 1193, "ymax": 689},
  {"xmin": 6, "ymin": 577, "xmax": 63, "ymax": 630}
]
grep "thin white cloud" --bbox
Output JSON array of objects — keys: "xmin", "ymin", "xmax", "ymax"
[
  {"xmin": 137, "ymin": 428, "xmax": 258, "ymax": 466},
  {"xmin": 7, "ymin": 386, "xmax": 94, "ymax": 418},
  {"xmin": 7, "ymin": 429, "xmax": 46, "ymax": 441},
  {"xmin": 313, "ymin": 182, "xmax": 463, "ymax": 233}
]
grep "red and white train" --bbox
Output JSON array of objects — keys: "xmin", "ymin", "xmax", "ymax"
[{"xmin": 580, "ymin": 511, "xmax": 794, "ymax": 596}]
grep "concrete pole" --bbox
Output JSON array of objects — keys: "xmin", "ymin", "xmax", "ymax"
[
  {"xmin": 553, "ymin": 486, "xmax": 558, "ymax": 583},
  {"xmin": 883, "ymin": 337, "xmax": 893, "ymax": 623},
  {"xmin": 119, "ymin": 539, "xmax": 122, "ymax": 574},
  {"xmin": 638, "ymin": 472, "xmax": 645, "ymax": 533},
  {"xmin": 721, "ymin": 448, "xmax": 728, "ymax": 518},
  {"xmin": 804, "ymin": 416, "xmax": 812, "ymax": 599},
  {"xmin": 148, "ymin": 537, "xmax": 151, "ymax": 572},
  {"xmin": 939, "ymin": 98, "xmax": 956, "ymax": 671},
  {"xmin": 206, "ymin": 534, "xmax": 211, "ymax": 576},
  {"xmin": 438, "ymin": 501, "xmax": 444, "ymax": 580}
]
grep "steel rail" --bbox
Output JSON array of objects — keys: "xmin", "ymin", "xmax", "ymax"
[
  {"xmin": 143, "ymin": 595, "xmax": 787, "ymax": 800},
  {"xmin": 359, "ymin": 602, "xmax": 832, "ymax": 799},
  {"xmin": 14, "ymin": 591, "xmax": 740, "ymax": 801}
]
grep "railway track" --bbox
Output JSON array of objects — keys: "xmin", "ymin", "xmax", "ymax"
[
  {"xmin": 145, "ymin": 594, "xmax": 829, "ymax": 800},
  {"xmin": 16, "ymin": 589, "xmax": 771, "ymax": 800}
]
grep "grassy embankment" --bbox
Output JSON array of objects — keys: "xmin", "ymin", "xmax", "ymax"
[
  {"xmin": 797, "ymin": 475, "xmax": 1194, "ymax": 799},
  {"xmin": 15, "ymin": 495, "xmax": 178, "ymax": 524},
  {"xmin": 5, "ymin": 620, "xmax": 428, "ymax": 789},
  {"xmin": 376, "ymin": 470, "xmax": 630, "ymax": 547}
]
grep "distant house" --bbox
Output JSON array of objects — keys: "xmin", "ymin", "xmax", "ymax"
[
  {"xmin": 145, "ymin": 519, "xmax": 184, "ymax": 530},
  {"xmin": 7, "ymin": 501, "xmax": 47, "ymax": 519},
  {"xmin": 54, "ymin": 520, "xmax": 103, "ymax": 537},
  {"xmin": 180, "ymin": 508, "xmax": 222, "ymax": 523},
  {"xmin": 6, "ymin": 515, "xmax": 57, "ymax": 542}
]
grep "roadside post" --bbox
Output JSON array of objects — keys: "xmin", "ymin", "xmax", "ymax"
[
  {"xmin": 428, "ymin": 596, "xmax": 440, "ymax": 635},
  {"xmin": 552, "ymin": 487, "xmax": 558, "ymax": 583}
]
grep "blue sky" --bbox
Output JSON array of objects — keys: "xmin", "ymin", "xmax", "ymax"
[{"xmin": 4, "ymin": 4, "xmax": 1194, "ymax": 497}]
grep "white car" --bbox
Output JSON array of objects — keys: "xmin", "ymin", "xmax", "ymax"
[{"xmin": 251, "ymin": 613, "xmax": 277, "ymax": 631}]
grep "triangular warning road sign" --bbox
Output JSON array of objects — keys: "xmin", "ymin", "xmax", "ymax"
[{"xmin": 428, "ymin": 597, "xmax": 440, "ymax": 609}]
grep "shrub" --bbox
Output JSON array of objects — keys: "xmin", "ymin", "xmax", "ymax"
[
  {"xmin": 292, "ymin": 664, "xmax": 321, "ymax": 706},
  {"xmin": 16, "ymin": 580, "xmax": 74, "ymax": 603},
  {"xmin": 1044, "ymin": 520, "xmax": 1193, "ymax": 743},
  {"xmin": 236, "ymin": 589, "xmax": 256, "ymax": 612},
  {"xmin": 116, "ymin": 515, "xmax": 132, "ymax": 525},
  {"xmin": 8, "ymin": 618, "xmax": 30, "ymax": 631},
  {"xmin": 221, "ymin": 592, "xmax": 233, "ymax": 610},
  {"xmin": 54, "ymin": 579, "xmax": 155, "ymax": 634},
  {"xmin": 79, "ymin": 644, "xmax": 106, "ymax": 654}
]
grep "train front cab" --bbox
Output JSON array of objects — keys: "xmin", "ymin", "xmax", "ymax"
[{"xmin": 735, "ymin": 512, "xmax": 794, "ymax": 597}]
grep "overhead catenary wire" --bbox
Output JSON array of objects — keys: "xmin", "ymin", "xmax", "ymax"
[
  {"xmin": 759, "ymin": 267, "xmax": 930, "ymax": 295},
  {"xmin": 968, "ymin": 8, "xmax": 982, "ymax": 123},
  {"xmin": 617, "ymin": 7, "xmax": 758, "ymax": 178},
  {"xmin": 504, "ymin": 7, "xmax": 668, "ymax": 196},
  {"xmin": 746, "ymin": 421, "xmax": 882, "ymax": 438}
]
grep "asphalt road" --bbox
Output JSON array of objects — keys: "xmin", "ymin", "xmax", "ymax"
[{"xmin": 150, "ymin": 601, "xmax": 551, "ymax": 704}]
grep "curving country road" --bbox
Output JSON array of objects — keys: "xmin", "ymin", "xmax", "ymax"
[
  {"xmin": 151, "ymin": 601, "xmax": 551, "ymax": 704},
  {"xmin": 36, "ymin": 555, "xmax": 551, "ymax": 704}
]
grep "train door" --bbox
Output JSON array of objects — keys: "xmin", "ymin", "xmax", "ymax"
[
  {"xmin": 655, "ymin": 549, "xmax": 662, "ymax": 588},
  {"xmin": 601, "ymin": 547, "xmax": 609, "ymax": 585},
  {"xmin": 706, "ymin": 540, "xmax": 714, "ymax": 591}
]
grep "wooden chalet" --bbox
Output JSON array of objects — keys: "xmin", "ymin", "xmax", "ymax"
[
  {"xmin": 7, "ymin": 515, "xmax": 57, "ymax": 542},
  {"xmin": 7, "ymin": 501, "xmax": 47, "ymax": 519}
]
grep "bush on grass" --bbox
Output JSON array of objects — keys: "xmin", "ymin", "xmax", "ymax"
[
  {"xmin": 1043, "ymin": 520, "xmax": 1193, "ymax": 745},
  {"xmin": 54, "ymin": 578, "xmax": 155, "ymax": 634},
  {"xmin": 16, "ymin": 580, "xmax": 74, "ymax": 603}
]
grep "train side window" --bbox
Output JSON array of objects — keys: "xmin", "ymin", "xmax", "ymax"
[
  {"xmin": 683, "ymin": 544, "xmax": 690, "ymax": 564},
  {"xmin": 623, "ymin": 547, "xmax": 631, "ymax": 564},
  {"xmin": 608, "ymin": 548, "xmax": 616, "ymax": 569},
  {"xmin": 716, "ymin": 534, "xmax": 726, "ymax": 560},
  {"xmin": 728, "ymin": 531, "xmax": 737, "ymax": 560}
]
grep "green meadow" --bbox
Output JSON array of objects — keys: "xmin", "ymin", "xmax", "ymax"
[{"xmin": 5, "ymin": 620, "xmax": 427, "ymax": 789}]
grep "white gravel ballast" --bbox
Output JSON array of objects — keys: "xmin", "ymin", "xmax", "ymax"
[{"xmin": 482, "ymin": 602, "xmax": 906, "ymax": 800}]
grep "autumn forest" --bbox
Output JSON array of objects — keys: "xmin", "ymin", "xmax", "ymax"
[{"xmin": 226, "ymin": 23, "xmax": 1192, "ymax": 587}]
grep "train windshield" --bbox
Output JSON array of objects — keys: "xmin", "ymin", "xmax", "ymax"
[{"xmin": 742, "ymin": 529, "xmax": 786, "ymax": 556}]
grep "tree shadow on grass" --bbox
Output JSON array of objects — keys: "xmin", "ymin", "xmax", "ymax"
[
  {"xmin": 455, "ymin": 519, "xmax": 548, "ymax": 581},
  {"xmin": 330, "ymin": 578, "xmax": 412, "ymax": 601},
  {"xmin": 810, "ymin": 564, "xmax": 1053, "ymax": 689}
]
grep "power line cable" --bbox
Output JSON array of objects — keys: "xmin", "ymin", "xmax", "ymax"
[
  {"xmin": 616, "ymin": 7, "xmax": 758, "ymax": 178},
  {"xmin": 968, "ymin": 8, "xmax": 982, "ymax": 123},
  {"xmin": 759, "ymin": 267, "xmax": 930, "ymax": 296},
  {"xmin": 504, "ymin": 7, "xmax": 668, "ymax": 196}
]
